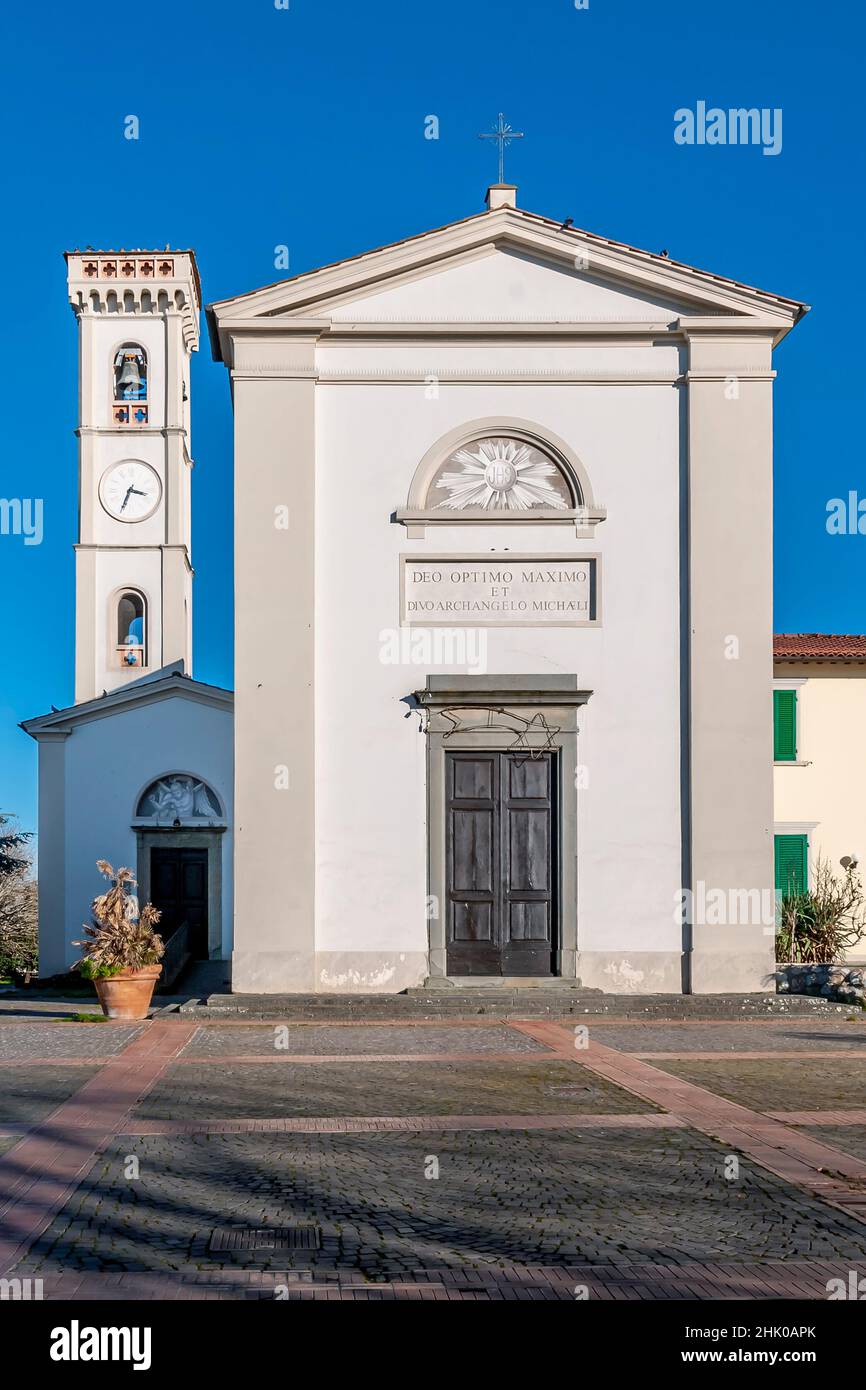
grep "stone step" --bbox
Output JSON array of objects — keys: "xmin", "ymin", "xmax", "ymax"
[
  {"xmin": 173, "ymin": 990, "xmax": 848, "ymax": 1022},
  {"xmin": 407, "ymin": 977, "xmax": 602, "ymax": 994}
]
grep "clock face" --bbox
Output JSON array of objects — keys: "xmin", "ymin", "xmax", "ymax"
[{"xmin": 100, "ymin": 461, "xmax": 162, "ymax": 522}]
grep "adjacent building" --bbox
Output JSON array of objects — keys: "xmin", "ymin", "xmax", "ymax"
[{"xmin": 774, "ymin": 634, "xmax": 866, "ymax": 896}]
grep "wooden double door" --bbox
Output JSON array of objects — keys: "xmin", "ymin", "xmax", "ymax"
[
  {"xmin": 445, "ymin": 750, "xmax": 558, "ymax": 976},
  {"xmin": 150, "ymin": 847, "xmax": 209, "ymax": 959}
]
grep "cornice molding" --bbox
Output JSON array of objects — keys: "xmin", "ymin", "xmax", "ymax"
[{"xmin": 208, "ymin": 209, "xmax": 804, "ymax": 366}]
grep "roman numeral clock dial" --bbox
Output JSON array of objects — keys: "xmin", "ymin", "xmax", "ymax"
[{"xmin": 99, "ymin": 461, "xmax": 162, "ymax": 522}]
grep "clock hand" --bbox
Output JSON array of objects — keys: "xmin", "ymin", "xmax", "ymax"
[{"xmin": 119, "ymin": 485, "xmax": 134, "ymax": 513}]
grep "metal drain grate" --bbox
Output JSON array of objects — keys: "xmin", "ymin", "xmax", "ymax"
[{"xmin": 209, "ymin": 1225, "xmax": 321, "ymax": 1253}]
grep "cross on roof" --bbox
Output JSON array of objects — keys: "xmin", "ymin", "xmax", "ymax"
[{"xmin": 478, "ymin": 113, "xmax": 524, "ymax": 185}]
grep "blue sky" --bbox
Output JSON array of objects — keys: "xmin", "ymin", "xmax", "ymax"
[{"xmin": 0, "ymin": 0, "xmax": 863, "ymax": 836}]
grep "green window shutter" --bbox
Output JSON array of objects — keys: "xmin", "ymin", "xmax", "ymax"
[
  {"xmin": 773, "ymin": 689, "xmax": 797, "ymax": 761},
  {"xmin": 774, "ymin": 834, "xmax": 808, "ymax": 895}
]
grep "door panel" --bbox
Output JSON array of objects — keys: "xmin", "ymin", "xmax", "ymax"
[
  {"xmin": 451, "ymin": 810, "xmax": 494, "ymax": 893},
  {"xmin": 150, "ymin": 847, "xmax": 209, "ymax": 959},
  {"xmin": 452, "ymin": 901, "xmax": 493, "ymax": 942},
  {"xmin": 507, "ymin": 900, "xmax": 550, "ymax": 941},
  {"xmin": 445, "ymin": 751, "xmax": 557, "ymax": 976},
  {"xmin": 507, "ymin": 811, "xmax": 550, "ymax": 891}
]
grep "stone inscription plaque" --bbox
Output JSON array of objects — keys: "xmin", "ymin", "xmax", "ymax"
[{"xmin": 401, "ymin": 555, "xmax": 599, "ymax": 627}]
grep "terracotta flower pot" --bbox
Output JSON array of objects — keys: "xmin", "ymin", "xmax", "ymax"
[{"xmin": 92, "ymin": 964, "xmax": 162, "ymax": 1020}]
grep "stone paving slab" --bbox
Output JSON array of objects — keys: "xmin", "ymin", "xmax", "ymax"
[
  {"xmin": 0, "ymin": 1022, "xmax": 144, "ymax": 1061},
  {"xmin": 182, "ymin": 1023, "xmax": 548, "ymax": 1057},
  {"xmin": 0, "ymin": 1067, "xmax": 99, "ymax": 1125},
  {"xmin": 136, "ymin": 1060, "xmax": 652, "ymax": 1120},
  {"xmin": 589, "ymin": 1021, "xmax": 866, "ymax": 1053},
  {"xmin": 648, "ymin": 1058, "xmax": 866, "ymax": 1112},
  {"xmin": 18, "ymin": 1127, "xmax": 866, "ymax": 1276}
]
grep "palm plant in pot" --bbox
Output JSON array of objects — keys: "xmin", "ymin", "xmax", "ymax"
[{"xmin": 74, "ymin": 861, "xmax": 164, "ymax": 1020}]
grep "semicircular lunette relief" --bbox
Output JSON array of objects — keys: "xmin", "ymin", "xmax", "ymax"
[
  {"xmin": 430, "ymin": 435, "xmax": 573, "ymax": 512},
  {"xmin": 135, "ymin": 774, "xmax": 224, "ymax": 824}
]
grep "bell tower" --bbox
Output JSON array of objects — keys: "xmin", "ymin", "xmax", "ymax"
[{"xmin": 65, "ymin": 249, "xmax": 201, "ymax": 703}]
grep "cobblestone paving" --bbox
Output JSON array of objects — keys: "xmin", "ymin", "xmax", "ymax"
[
  {"xmin": 798, "ymin": 1127, "xmax": 866, "ymax": 1162},
  {"xmin": 650, "ymin": 1058, "xmax": 866, "ymax": 1111},
  {"xmin": 182, "ymin": 1024, "xmax": 548, "ymax": 1057},
  {"xmin": 137, "ymin": 1061, "xmax": 652, "ymax": 1119},
  {"xmin": 0, "ymin": 1067, "xmax": 98, "ymax": 1124},
  {"xmin": 9, "ymin": 1015, "xmax": 866, "ymax": 1295},
  {"xmin": 590, "ymin": 1021, "xmax": 866, "ymax": 1053},
  {"xmin": 19, "ymin": 1127, "xmax": 866, "ymax": 1275},
  {"xmin": 0, "ymin": 1022, "xmax": 143, "ymax": 1061}
]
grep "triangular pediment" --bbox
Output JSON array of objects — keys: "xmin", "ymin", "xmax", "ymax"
[
  {"xmin": 208, "ymin": 205, "xmax": 806, "ymax": 357},
  {"xmin": 22, "ymin": 668, "xmax": 233, "ymax": 738},
  {"xmin": 319, "ymin": 246, "xmax": 692, "ymax": 323}
]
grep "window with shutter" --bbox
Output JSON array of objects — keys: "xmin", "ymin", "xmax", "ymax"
[
  {"xmin": 774, "ymin": 834, "xmax": 808, "ymax": 895},
  {"xmin": 773, "ymin": 689, "xmax": 797, "ymax": 761}
]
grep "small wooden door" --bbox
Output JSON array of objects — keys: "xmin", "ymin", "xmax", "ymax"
[
  {"xmin": 150, "ymin": 847, "xmax": 209, "ymax": 959},
  {"xmin": 445, "ymin": 751, "xmax": 557, "ymax": 976}
]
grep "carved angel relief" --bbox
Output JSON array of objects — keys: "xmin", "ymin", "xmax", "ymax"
[{"xmin": 137, "ymin": 775, "xmax": 222, "ymax": 823}]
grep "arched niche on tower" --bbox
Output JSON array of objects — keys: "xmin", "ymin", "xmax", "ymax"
[
  {"xmin": 113, "ymin": 588, "xmax": 147, "ymax": 670},
  {"xmin": 111, "ymin": 341, "xmax": 148, "ymax": 425}
]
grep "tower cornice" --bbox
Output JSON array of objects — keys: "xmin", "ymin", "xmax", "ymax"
[{"xmin": 65, "ymin": 249, "xmax": 200, "ymax": 352}]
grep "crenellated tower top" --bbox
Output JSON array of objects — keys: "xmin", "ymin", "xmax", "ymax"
[{"xmin": 65, "ymin": 249, "xmax": 200, "ymax": 354}]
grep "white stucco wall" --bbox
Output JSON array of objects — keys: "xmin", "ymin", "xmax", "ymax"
[
  {"xmin": 312, "ymin": 251, "xmax": 685, "ymax": 991},
  {"xmin": 36, "ymin": 692, "xmax": 233, "ymax": 975}
]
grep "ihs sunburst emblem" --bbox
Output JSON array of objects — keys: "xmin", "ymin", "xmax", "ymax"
[{"xmin": 433, "ymin": 437, "xmax": 569, "ymax": 512}]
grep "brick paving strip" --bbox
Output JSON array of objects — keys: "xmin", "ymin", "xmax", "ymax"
[
  {"xmin": 0, "ymin": 1058, "xmax": 117, "ymax": 1068},
  {"xmin": 634, "ymin": 1051, "xmax": 866, "ymax": 1061},
  {"xmin": 0, "ymin": 1023, "xmax": 196, "ymax": 1274},
  {"xmin": 510, "ymin": 1021, "xmax": 866, "ymax": 1224},
  {"xmin": 0, "ymin": 1052, "xmax": 545, "ymax": 1068},
  {"xmin": 112, "ymin": 1112, "xmax": 686, "ymax": 1135},
  {"xmin": 8, "ymin": 1049, "xmax": 866, "ymax": 1068},
  {"xmin": 768, "ymin": 1111, "xmax": 866, "ymax": 1126},
  {"xmin": 31, "ymin": 1257, "xmax": 866, "ymax": 1301}
]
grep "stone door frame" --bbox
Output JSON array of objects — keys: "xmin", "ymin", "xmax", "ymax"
[
  {"xmin": 135, "ymin": 826, "xmax": 226, "ymax": 960},
  {"xmin": 415, "ymin": 675, "xmax": 592, "ymax": 982}
]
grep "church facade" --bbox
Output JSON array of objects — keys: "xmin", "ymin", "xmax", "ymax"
[
  {"xmin": 209, "ymin": 183, "xmax": 805, "ymax": 994},
  {"xmin": 26, "ymin": 185, "xmax": 807, "ymax": 994}
]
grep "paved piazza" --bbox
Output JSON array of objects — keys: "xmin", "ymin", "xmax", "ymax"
[{"xmin": 2, "ymin": 1011, "xmax": 866, "ymax": 1299}]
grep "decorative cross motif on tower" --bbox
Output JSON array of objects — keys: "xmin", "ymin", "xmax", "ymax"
[{"xmin": 478, "ymin": 113, "xmax": 524, "ymax": 185}]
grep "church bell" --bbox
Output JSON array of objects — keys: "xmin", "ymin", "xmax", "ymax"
[{"xmin": 117, "ymin": 354, "xmax": 143, "ymax": 397}]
